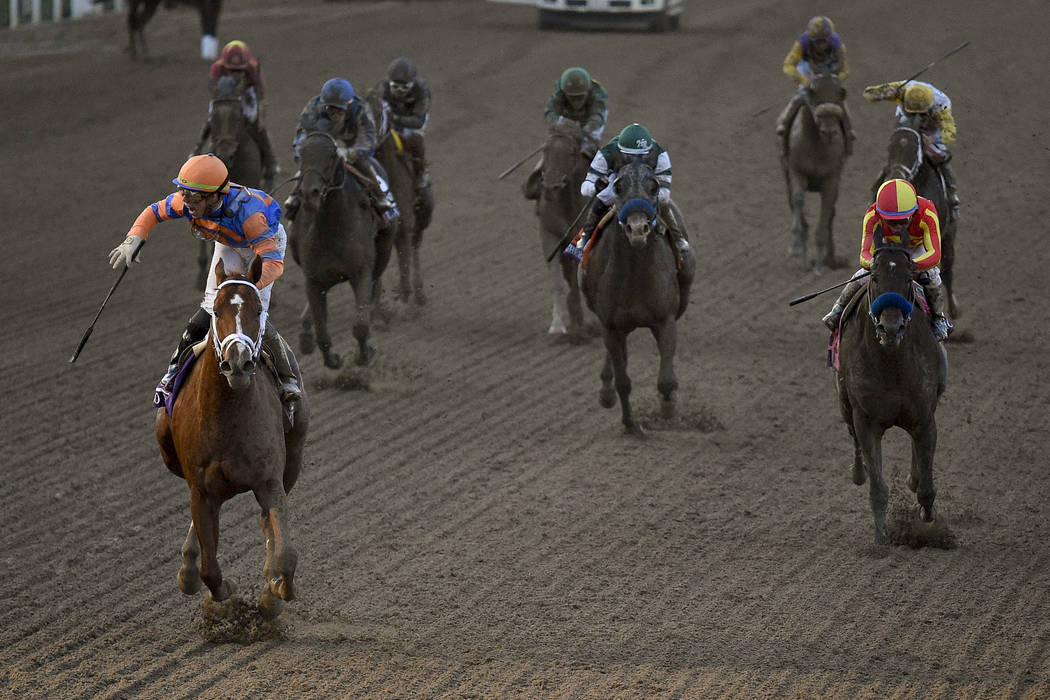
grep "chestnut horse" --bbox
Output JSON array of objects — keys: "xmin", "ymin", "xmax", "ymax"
[
  {"xmin": 836, "ymin": 241, "xmax": 946, "ymax": 543},
  {"xmin": 156, "ymin": 257, "xmax": 309, "ymax": 614},
  {"xmin": 580, "ymin": 161, "xmax": 695, "ymax": 435}
]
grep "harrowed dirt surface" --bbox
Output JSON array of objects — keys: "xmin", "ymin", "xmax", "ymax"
[{"xmin": 2, "ymin": 0, "xmax": 1048, "ymax": 697}]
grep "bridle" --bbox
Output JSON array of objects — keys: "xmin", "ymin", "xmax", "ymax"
[
  {"xmin": 887, "ymin": 126, "xmax": 923, "ymax": 181},
  {"xmin": 299, "ymin": 131, "xmax": 347, "ymax": 200},
  {"xmin": 211, "ymin": 279, "xmax": 264, "ymax": 364},
  {"xmin": 542, "ymin": 130, "xmax": 582, "ymax": 194},
  {"xmin": 866, "ymin": 249, "xmax": 915, "ymax": 330}
]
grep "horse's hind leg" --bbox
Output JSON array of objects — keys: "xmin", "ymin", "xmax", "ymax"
[
  {"xmin": 816, "ymin": 179, "xmax": 841, "ymax": 272},
  {"xmin": 599, "ymin": 351, "xmax": 616, "ymax": 409},
  {"xmin": 651, "ymin": 319, "xmax": 678, "ymax": 419},
  {"xmin": 177, "ymin": 520, "xmax": 201, "ymax": 594},
  {"xmin": 350, "ymin": 274, "xmax": 377, "ymax": 367},
  {"xmin": 190, "ymin": 494, "xmax": 234, "ymax": 602},
  {"xmin": 788, "ymin": 175, "xmax": 808, "ymax": 263},
  {"xmin": 394, "ymin": 226, "xmax": 411, "ymax": 303},
  {"xmin": 411, "ymin": 231, "xmax": 426, "ymax": 305},
  {"xmin": 547, "ymin": 255, "xmax": 569, "ymax": 334},
  {"xmin": 940, "ymin": 222, "xmax": 960, "ymax": 318},
  {"xmin": 908, "ymin": 422, "xmax": 938, "ymax": 522}
]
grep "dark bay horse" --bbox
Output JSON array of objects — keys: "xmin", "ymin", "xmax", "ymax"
[
  {"xmin": 580, "ymin": 162, "xmax": 694, "ymax": 435},
  {"xmin": 156, "ymin": 257, "xmax": 309, "ymax": 615},
  {"xmin": 367, "ymin": 91, "xmax": 432, "ymax": 305},
  {"xmin": 836, "ymin": 242, "xmax": 946, "ymax": 543},
  {"xmin": 536, "ymin": 123, "xmax": 589, "ymax": 336},
  {"xmin": 124, "ymin": 0, "xmax": 222, "ymax": 59},
  {"xmin": 194, "ymin": 76, "xmax": 263, "ymax": 290},
  {"xmin": 783, "ymin": 74, "xmax": 849, "ymax": 272},
  {"xmin": 877, "ymin": 113, "xmax": 960, "ymax": 317},
  {"xmin": 289, "ymin": 131, "xmax": 393, "ymax": 368}
]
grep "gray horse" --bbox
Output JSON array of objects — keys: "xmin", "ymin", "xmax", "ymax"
[
  {"xmin": 836, "ymin": 241, "xmax": 946, "ymax": 543},
  {"xmin": 536, "ymin": 123, "xmax": 590, "ymax": 336},
  {"xmin": 874, "ymin": 113, "xmax": 960, "ymax": 318},
  {"xmin": 289, "ymin": 132, "xmax": 394, "ymax": 368},
  {"xmin": 782, "ymin": 74, "xmax": 850, "ymax": 272},
  {"xmin": 580, "ymin": 162, "xmax": 695, "ymax": 435}
]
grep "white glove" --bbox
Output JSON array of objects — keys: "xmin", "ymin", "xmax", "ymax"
[
  {"xmin": 580, "ymin": 180, "xmax": 596, "ymax": 198},
  {"xmin": 109, "ymin": 235, "xmax": 145, "ymax": 269},
  {"xmin": 658, "ymin": 188, "xmax": 671, "ymax": 205},
  {"xmin": 336, "ymin": 146, "xmax": 349, "ymax": 161}
]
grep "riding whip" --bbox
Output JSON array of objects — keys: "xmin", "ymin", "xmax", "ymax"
[
  {"xmin": 901, "ymin": 40, "xmax": 970, "ymax": 87},
  {"xmin": 788, "ymin": 270, "xmax": 870, "ymax": 306},
  {"xmin": 546, "ymin": 199, "xmax": 592, "ymax": 262},
  {"xmin": 69, "ymin": 245, "xmax": 144, "ymax": 364},
  {"xmin": 497, "ymin": 143, "xmax": 545, "ymax": 181}
]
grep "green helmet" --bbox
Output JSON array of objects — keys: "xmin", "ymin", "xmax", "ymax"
[
  {"xmin": 558, "ymin": 67, "xmax": 592, "ymax": 97},
  {"xmin": 617, "ymin": 123, "xmax": 653, "ymax": 155}
]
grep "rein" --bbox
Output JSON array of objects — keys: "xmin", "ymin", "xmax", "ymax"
[
  {"xmin": 300, "ymin": 132, "xmax": 346, "ymax": 199},
  {"xmin": 888, "ymin": 126, "xmax": 923, "ymax": 181},
  {"xmin": 211, "ymin": 279, "xmax": 264, "ymax": 361}
]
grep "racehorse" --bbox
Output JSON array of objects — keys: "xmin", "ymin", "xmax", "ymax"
[
  {"xmin": 835, "ymin": 240, "xmax": 946, "ymax": 543},
  {"xmin": 367, "ymin": 90, "xmax": 432, "ymax": 305},
  {"xmin": 877, "ymin": 112, "xmax": 960, "ymax": 317},
  {"xmin": 289, "ymin": 131, "xmax": 393, "ymax": 368},
  {"xmin": 194, "ymin": 75, "xmax": 263, "ymax": 291},
  {"xmin": 580, "ymin": 161, "xmax": 695, "ymax": 435},
  {"xmin": 536, "ymin": 122, "xmax": 590, "ymax": 336},
  {"xmin": 123, "ymin": 0, "xmax": 222, "ymax": 59},
  {"xmin": 155, "ymin": 257, "xmax": 309, "ymax": 614},
  {"xmin": 782, "ymin": 73, "xmax": 850, "ymax": 273}
]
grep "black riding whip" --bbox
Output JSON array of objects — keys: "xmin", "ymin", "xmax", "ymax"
[
  {"xmin": 498, "ymin": 143, "xmax": 544, "ymax": 181},
  {"xmin": 69, "ymin": 252, "xmax": 142, "ymax": 363},
  {"xmin": 546, "ymin": 199, "xmax": 592, "ymax": 262},
  {"xmin": 788, "ymin": 270, "xmax": 870, "ymax": 306},
  {"xmin": 901, "ymin": 40, "xmax": 971, "ymax": 87}
]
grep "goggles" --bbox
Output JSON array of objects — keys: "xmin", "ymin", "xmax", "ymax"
[
  {"xmin": 179, "ymin": 188, "xmax": 212, "ymax": 204},
  {"xmin": 389, "ymin": 80, "xmax": 413, "ymax": 96},
  {"xmin": 882, "ymin": 217, "xmax": 911, "ymax": 230}
]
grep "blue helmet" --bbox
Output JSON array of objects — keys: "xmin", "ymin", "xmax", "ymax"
[{"xmin": 320, "ymin": 78, "xmax": 354, "ymax": 108}]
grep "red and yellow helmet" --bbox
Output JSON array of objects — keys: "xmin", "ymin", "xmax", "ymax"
[
  {"xmin": 218, "ymin": 40, "xmax": 251, "ymax": 69},
  {"xmin": 875, "ymin": 179, "xmax": 918, "ymax": 219},
  {"xmin": 172, "ymin": 154, "xmax": 230, "ymax": 194}
]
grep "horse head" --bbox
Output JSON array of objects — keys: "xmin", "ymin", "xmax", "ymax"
[
  {"xmin": 297, "ymin": 131, "xmax": 346, "ymax": 212},
  {"xmin": 884, "ymin": 112, "xmax": 925, "ymax": 182},
  {"xmin": 541, "ymin": 122, "xmax": 585, "ymax": 199},
  {"xmin": 211, "ymin": 256, "xmax": 265, "ymax": 390},
  {"xmin": 208, "ymin": 76, "xmax": 246, "ymax": 166},
  {"xmin": 612, "ymin": 161, "xmax": 660, "ymax": 249},
  {"xmin": 804, "ymin": 74, "xmax": 846, "ymax": 144},
  {"xmin": 868, "ymin": 241, "xmax": 917, "ymax": 348}
]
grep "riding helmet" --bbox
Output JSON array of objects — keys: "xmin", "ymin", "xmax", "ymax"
[
  {"xmin": 617, "ymin": 123, "xmax": 653, "ymax": 155},
  {"xmin": 173, "ymin": 154, "xmax": 230, "ymax": 194},
  {"xmin": 875, "ymin": 179, "xmax": 919, "ymax": 219},
  {"xmin": 902, "ymin": 83, "xmax": 934, "ymax": 113},
  {"xmin": 320, "ymin": 78, "xmax": 355, "ymax": 108},
  {"xmin": 558, "ymin": 67, "xmax": 592, "ymax": 97}
]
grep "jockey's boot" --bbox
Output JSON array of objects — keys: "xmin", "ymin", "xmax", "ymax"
[
  {"xmin": 248, "ymin": 121, "xmax": 279, "ymax": 191},
  {"xmin": 940, "ymin": 159, "xmax": 961, "ymax": 221},
  {"xmin": 156, "ymin": 307, "xmax": 211, "ymax": 401},
  {"xmin": 660, "ymin": 200, "xmax": 691, "ymax": 268},
  {"xmin": 566, "ymin": 197, "xmax": 605, "ymax": 261},
  {"xmin": 522, "ymin": 156, "xmax": 544, "ymax": 201},
  {"xmin": 367, "ymin": 162, "xmax": 401, "ymax": 226},
  {"xmin": 262, "ymin": 322, "xmax": 303, "ymax": 407},
  {"xmin": 775, "ymin": 92, "xmax": 805, "ymax": 158},
  {"xmin": 822, "ymin": 274, "xmax": 868, "ymax": 331},
  {"xmin": 923, "ymin": 280, "xmax": 953, "ymax": 342}
]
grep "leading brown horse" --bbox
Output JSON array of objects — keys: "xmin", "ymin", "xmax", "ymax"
[
  {"xmin": 156, "ymin": 257, "xmax": 309, "ymax": 615},
  {"xmin": 836, "ymin": 241, "xmax": 946, "ymax": 543}
]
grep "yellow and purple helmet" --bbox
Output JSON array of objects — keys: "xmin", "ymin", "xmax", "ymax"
[
  {"xmin": 903, "ymin": 83, "xmax": 934, "ymax": 113},
  {"xmin": 807, "ymin": 16, "xmax": 834, "ymax": 40},
  {"xmin": 173, "ymin": 154, "xmax": 230, "ymax": 194},
  {"xmin": 875, "ymin": 179, "xmax": 918, "ymax": 220}
]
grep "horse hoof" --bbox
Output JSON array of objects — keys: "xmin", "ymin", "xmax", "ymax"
[
  {"xmin": 624, "ymin": 421, "xmax": 646, "ymax": 438},
  {"xmin": 259, "ymin": 588, "xmax": 283, "ymax": 619},
  {"xmin": 356, "ymin": 346, "xmax": 377, "ymax": 367},
  {"xmin": 599, "ymin": 388, "xmax": 616, "ymax": 408},
  {"xmin": 299, "ymin": 334, "xmax": 315, "ymax": 355},
  {"xmin": 268, "ymin": 574, "xmax": 295, "ymax": 602},
  {"xmin": 660, "ymin": 398, "xmax": 676, "ymax": 419},
  {"xmin": 920, "ymin": 505, "xmax": 936, "ymax": 523},
  {"xmin": 324, "ymin": 353, "xmax": 343, "ymax": 369},
  {"xmin": 414, "ymin": 290, "xmax": 428, "ymax": 306},
  {"xmin": 206, "ymin": 579, "xmax": 236, "ymax": 604},
  {"xmin": 548, "ymin": 321, "xmax": 568, "ymax": 335},
  {"xmin": 177, "ymin": 568, "xmax": 201, "ymax": 595},
  {"xmin": 851, "ymin": 463, "xmax": 866, "ymax": 485}
]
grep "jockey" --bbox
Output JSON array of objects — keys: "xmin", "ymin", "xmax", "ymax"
[
  {"xmin": 863, "ymin": 79, "xmax": 960, "ymax": 220},
  {"xmin": 775, "ymin": 16, "xmax": 855, "ymax": 157},
  {"xmin": 523, "ymin": 66, "xmax": 609, "ymax": 200},
  {"xmin": 193, "ymin": 40, "xmax": 279, "ymax": 190},
  {"xmin": 569, "ymin": 122, "xmax": 689, "ymax": 265},
  {"xmin": 284, "ymin": 78, "xmax": 399, "ymax": 229},
  {"xmin": 823, "ymin": 179, "xmax": 952, "ymax": 341},
  {"xmin": 374, "ymin": 57, "xmax": 433, "ymax": 204},
  {"xmin": 108, "ymin": 155, "xmax": 303, "ymax": 407}
]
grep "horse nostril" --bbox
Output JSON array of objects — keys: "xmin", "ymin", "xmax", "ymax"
[
  {"xmin": 244, "ymin": 360, "xmax": 256, "ymax": 374},
  {"xmin": 218, "ymin": 360, "xmax": 232, "ymax": 373}
]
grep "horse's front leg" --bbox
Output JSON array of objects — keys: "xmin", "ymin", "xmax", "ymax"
[
  {"xmin": 395, "ymin": 224, "xmax": 411, "ymax": 302},
  {"xmin": 411, "ymin": 233, "xmax": 427, "ymax": 306},
  {"xmin": 651, "ymin": 318, "xmax": 678, "ymax": 419},
  {"xmin": 605, "ymin": 329, "xmax": 641, "ymax": 436},
  {"xmin": 350, "ymin": 271, "xmax": 377, "ymax": 367},
  {"xmin": 787, "ymin": 173, "xmax": 808, "ymax": 263},
  {"xmin": 908, "ymin": 421, "xmax": 938, "ymax": 522},
  {"xmin": 837, "ymin": 376, "xmax": 865, "ymax": 485},
  {"xmin": 547, "ymin": 251, "xmax": 569, "ymax": 335},
  {"xmin": 816, "ymin": 177, "xmax": 842, "ymax": 272},
  {"xmin": 256, "ymin": 481, "xmax": 297, "ymax": 616},
  {"xmin": 177, "ymin": 520, "xmax": 201, "ymax": 594},
  {"xmin": 190, "ymin": 493, "xmax": 233, "ymax": 602},
  {"xmin": 306, "ymin": 282, "xmax": 342, "ymax": 369},
  {"xmin": 853, "ymin": 413, "xmax": 888, "ymax": 543}
]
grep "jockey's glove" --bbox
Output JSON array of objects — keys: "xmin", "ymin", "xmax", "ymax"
[
  {"xmin": 580, "ymin": 180, "xmax": 596, "ymax": 198},
  {"xmin": 109, "ymin": 235, "xmax": 145, "ymax": 269},
  {"xmin": 336, "ymin": 146, "xmax": 359, "ymax": 165}
]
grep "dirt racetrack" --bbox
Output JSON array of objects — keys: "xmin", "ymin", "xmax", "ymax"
[{"xmin": 2, "ymin": 0, "xmax": 1049, "ymax": 697}]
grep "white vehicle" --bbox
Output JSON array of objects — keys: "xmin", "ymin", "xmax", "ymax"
[{"xmin": 537, "ymin": 0, "xmax": 683, "ymax": 32}]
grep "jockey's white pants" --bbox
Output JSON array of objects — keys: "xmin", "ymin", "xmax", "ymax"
[{"xmin": 201, "ymin": 223, "xmax": 287, "ymax": 320}]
